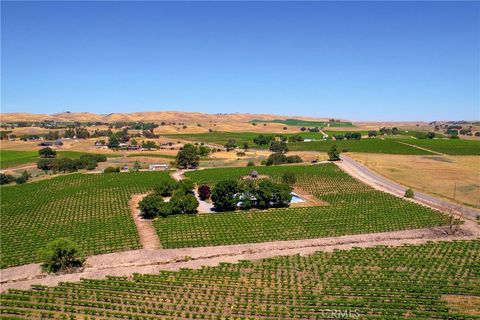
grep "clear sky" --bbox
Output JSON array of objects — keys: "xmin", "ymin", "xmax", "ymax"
[{"xmin": 1, "ymin": 1, "xmax": 479, "ymax": 121}]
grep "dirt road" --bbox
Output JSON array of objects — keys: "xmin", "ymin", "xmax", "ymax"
[
  {"xmin": 1, "ymin": 224, "xmax": 476, "ymax": 293},
  {"xmin": 338, "ymin": 155, "xmax": 480, "ymax": 221}
]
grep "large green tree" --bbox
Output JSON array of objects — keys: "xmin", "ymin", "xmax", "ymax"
[
  {"xmin": 176, "ymin": 144, "xmax": 200, "ymax": 169},
  {"xmin": 211, "ymin": 180, "xmax": 240, "ymax": 212}
]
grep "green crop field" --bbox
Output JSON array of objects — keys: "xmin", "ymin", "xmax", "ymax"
[
  {"xmin": 288, "ymin": 138, "xmax": 434, "ymax": 154},
  {"xmin": 398, "ymin": 138, "xmax": 480, "ymax": 155},
  {"xmin": 2, "ymin": 240, "xmax": 478, "ymax": 319},
  {"xmin": 153, "ymin": 164, "xmax": 449, "ymax": 248},
  {"xmin": 163, "ymin": 131, "xmax": 325, "ymax": 147},
  {"xmin": 251, "ymin": 118, "xmax": 354, "ymax": 127},
  {"xmin": 0, "ymin": 149, "xmax": 120, "ymax": 169},
  {"xmin": 0, "ymin": 150, "xmax": 38, "ymax": 168},
  {"xmin": 0, "ymin": 171, "xmax": 174, "ymax": 268}
]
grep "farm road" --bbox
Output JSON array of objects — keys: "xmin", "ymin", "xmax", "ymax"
[{"xmin": 338, "ymin": 155, "xmax": 480, "ymax": 221}]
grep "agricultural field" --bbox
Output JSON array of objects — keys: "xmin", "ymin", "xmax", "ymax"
[
  {"xmin": 250, "ymin": 118, "xmax": 354, "ymax": 127},
  {"xmin": 287, "ymin": 138, "xmax": 434, "ymax": 154},
  {"xmin": 0, "ymin": 171, "xmax": 173, "ymax": 268},
  {"xmin": 153, "ymin": 164, "xmax": 450, "ymax": 248},
  {"xmin": 163, "ymin": 131, "xmax": 325, "ymax": 147},
  {"xmin": 398, "ymin": 138, "xmax": 480, "ymax": 155},
  {"xmin": 2, "ymin": 240, "xmax": 478, "ymax": 319},
  {"xmin": 0, "ymin": 149, "xmax": 121, "ymax": 169},
  {"xmin": 349, "ymin": 153, "xmax": 480, "ymax": 208},
  {"xmin": 0, "ymin": 150, "xmax": 38, "ymax": 168}
]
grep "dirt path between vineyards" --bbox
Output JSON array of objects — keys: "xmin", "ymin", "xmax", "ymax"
[
  {"xmin": 129, "ymin": 194, "xmax": 162, "ymax": 250},
  {"xmin": 1, "ymin": 224, "xmax": 478, "ymax": 293},
  {"xmin": 396, "ymin": 141, "xmax": 445, "ymax": 156}
]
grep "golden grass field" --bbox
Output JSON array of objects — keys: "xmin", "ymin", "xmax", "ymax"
[{"xmin": 349, "ymin": 153, "xmax": 480, "ymax": 208}]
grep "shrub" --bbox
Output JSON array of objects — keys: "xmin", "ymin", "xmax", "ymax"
[
  {"xmin": 281, "ymin": 172, "xmax": 297, "ymax": 186},
  {"xmin": 38, "ymin": 238, "xmax": 85, "ymax": 273},
  {"xmin": 266, "ymin": 153, "xmax": 287, "ymax": 166},
  {"xmin": 247, "ymin": 160, "xmax": 255, "ymax": 167},
  {"xmin": 15, "ymin": 176, "xmax": 27, "ymax": 184},
  {"xmin": 286, "ymin": 155, "xmax": 303, "ymax": 163},
  {"xmin": 138, "ymin": 194, "xmax": 165, "ymax": 219},
  {"xmin": 236, "ymin": 151, "xmax": 246, "ymax": 157},
  {"xmin": 103, "ymin": 166, "xmax": 120, "ymax": 173},
  {"xmin": 404, "ymin": 188, "xmax": 414, "ymax": 198},
  {"xmin": 198, "ymin": 185, "xmax": 211, "ymax": 200}
]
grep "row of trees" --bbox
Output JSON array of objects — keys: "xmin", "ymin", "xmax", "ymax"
[
  {"xmin": 138, "ymin": 180, "xmax": 199, "ymax": 218},
  {"xmin": 209, "ymin": 179, "xmax": 292, "ymax": 211},
  {"xmin": 37, "ymin": 153, "xmax": 107, "ymax": 173},
  {"xmin": 0, "ymin": 170, "xmax": 31, "ymax": 185}
]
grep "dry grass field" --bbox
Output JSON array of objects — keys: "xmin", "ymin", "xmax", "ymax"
[{"xmin": 349, "ymin": 153, "xmax": 480, "ymax": 208}]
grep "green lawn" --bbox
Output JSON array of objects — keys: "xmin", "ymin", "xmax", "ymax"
[
  {"xmin": 0, "ymin": 171, "xmax": 174, "ymax": 268},
  {"xmin": 154, "ymin": 164, "xmax": 449, "ymax": 249}
]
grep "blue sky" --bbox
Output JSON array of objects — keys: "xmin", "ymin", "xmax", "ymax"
[{"xmin": 1, "ymin": 1, "xmax": 479, "ymax": 121}]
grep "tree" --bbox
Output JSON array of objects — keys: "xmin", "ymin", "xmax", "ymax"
[
  {"xmin": 333, "ymin": 134, "xmax": 344, "ymax": 141},
  {"xmin": 286, "ymin": 155, "xmax": 303, "ymax": 163},
  {"xmin": 153, "ymin": 180, "xmax": 178, "ymax": 197},
  {"xmin": 0, "ymin": 173, "xmax": 15, "ymax": 185},
  {"xmin": 247, "ymin": 160, "xmax": 255, "ymax": 167},
  {"xmin": 368, "ymin": 130, "xmax": 378, "ymax": 138},
  {"xmin": 345, "ymin": 132, "xmax": 361, "ymax": 140},
  {"xmin": 176, "ymin": 144, "xmax": 200, "ymax": 169},
  {"xmin": 198, "ymin": 185, "xmax": 211, "ymax": 200},
  {"xmin": 328, "ymin": 145, "xmax": 341, "ymax": 161},
  {"xmin": 170, "ymin": 193, "xmax": 198, "ymax": 214},
  {"xmin": 281, "ymin": 172, "xmax": 297, "ymax": 186},
  {"xmin": 243, "ymin": 142, "xmax": 249, "ymax": 150},
  {"xmin": 269, "ymin": 141, "xmax": 288, "ymax": 153},
  {"xmin": 64, "ymin": 128, "xmax": 75, "ymax": 139},
  {"xmin": 15, "ymin": 175, "xmax": 27, "ymax": 184},
  {"xmin": 107, "ymin": 135, "xmax": 120, "ymax": 149},
  {"xmin": 391, "ymin": 127, "xmax": 399, "ymax": 135},
  {"xmin": 211, "ymin": 180, "xmax": 240, "ymax": 211},
  {"xmin": 38, "ymin": 238, "xmax": 85, "ymax": 273},
  {"xmin": 253, "ymin": 135, "xmax": 272, "ymax": 146},
  {"xmin": 141, "ymin": 140, "xmax": 158, "ymax": 149},
  {"xmin": 404, "ymin": 188, "xmax": 414, "ymax": 198},
  {"xmin": 130, "ymin": 138, "xmax": 138, "ymax": 146},
  {"xmin": 426, "ymin": 132, "xmax": 436, "ymax": 139},
  {"xmin": 39, "ymin": 147, "xmax": 56, "ymax": 158},
  {"xmin": 255, "ymin": 180, "xmax": 292, "ymax": 209},
  {"xmin": 138, "ymin": 194, "xmax": 165, "ymax": 219}
]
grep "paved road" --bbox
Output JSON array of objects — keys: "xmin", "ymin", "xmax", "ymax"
[{"xmin": 339, "ymin": 155, "xmax": 480, "ymax": 221}]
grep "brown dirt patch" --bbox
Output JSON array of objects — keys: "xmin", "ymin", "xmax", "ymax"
[
  {"xmin": 442, "ymin": 295, "xmax": 480, "ymax": 315},
  {"xmin": 129, "ymin": 194, "xmax": 162, "ymax": 250}
]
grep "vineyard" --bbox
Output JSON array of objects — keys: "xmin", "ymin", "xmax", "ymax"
[
  {"xmin": 1, "ymin": 240, "xmax": 478, "ymax": 319},
  {"xmin": 398, "ymin": 138, "xmax": 480, "ymax": 155},
  {"xmin": 153, "ymin": 164, "xmax": 450, "ymax": 249},
  {"xmin": 287, "ymin": 139, "xmax": 434, "ymax": 154},
  {"xmin": 0, "ymin": 171, "xmax": 173, "ymax": 268}
]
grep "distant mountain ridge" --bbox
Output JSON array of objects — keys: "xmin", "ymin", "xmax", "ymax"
[{"xmin": 0, "ymin": 111, "xmax": 334, "ymax": 123}]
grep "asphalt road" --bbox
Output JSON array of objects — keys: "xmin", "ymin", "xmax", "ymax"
[{"xmin": 340, "ymin": 155, "xmax": 480, "ymax": 221}]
